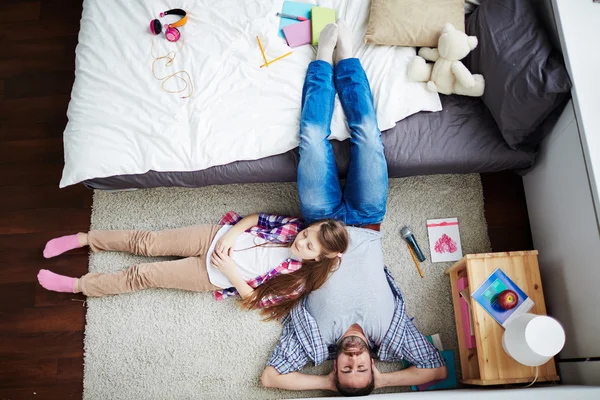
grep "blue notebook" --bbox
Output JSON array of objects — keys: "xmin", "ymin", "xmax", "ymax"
[
  {"xmin": 402, "ymin": 350, "xmax": 457, "ymax": 391},
  {"xmin": 412, "ymin": 350, "xmax": 457, "ymax": 391},
  {"xmin": 471, "ymin": 268, "xmax": 534, "ymax": 328},
  {"xmin": 278, "ymin": 1, "xmax": 315, "ymax": 38},
  {"xmin": 400, "ymin": 333, "xmax": 457, "ymax": 391}
]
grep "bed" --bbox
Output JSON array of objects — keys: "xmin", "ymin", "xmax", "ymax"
[
  {"xmin": 83, "ymin": 95, "xmax": 539, "ymax": 190},
  {"xmin": 63, "ymin": 0, "xmax": 545, "ymax": 191},
  {"xmin": 61, "ymin": 0, "xmax": 445, "ymax": 188}
]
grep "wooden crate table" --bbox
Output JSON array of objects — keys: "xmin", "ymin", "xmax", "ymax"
[{"xmin": 445, "ymin": 251, "xmax": 560, "ymax": 385}]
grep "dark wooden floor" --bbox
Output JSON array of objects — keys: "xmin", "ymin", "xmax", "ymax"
[
  {"xmin": 0, "ymin": 1, "xmax": 533, "ymax": 398},
  {"xmin": 1, "ymin": 1, "xmax": 91, "ymax": 398}
]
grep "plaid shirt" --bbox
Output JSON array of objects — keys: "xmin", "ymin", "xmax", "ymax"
[
  {"xmin": 213, "ymin": 212, "xmax": 306, "ymax": 308},
  {"xmin": 267, "ymin": 266, "xmax": 446, "ymax": 373}
]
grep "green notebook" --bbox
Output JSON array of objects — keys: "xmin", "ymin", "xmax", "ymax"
[{"xmin": 311, "ymin": 6, "xmax": 336, "ymax": 46}]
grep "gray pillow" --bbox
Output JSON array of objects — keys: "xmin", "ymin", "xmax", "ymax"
[{"xmin": 465, "ymin": 0, "xmax": 571, "ymax": 150}]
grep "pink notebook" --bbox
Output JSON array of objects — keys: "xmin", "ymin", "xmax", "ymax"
[{"xmin": 282, "ymin": 20, "xmax": 312, "ymax": 48}]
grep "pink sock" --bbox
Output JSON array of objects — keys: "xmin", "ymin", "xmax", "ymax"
[
  {"xmin": 43, "ymin": 234, "xmax": 82, "ymax": 258},
  {"xmin": 37, "ymin": 270, "xmax": 77, "ymax": 293}
]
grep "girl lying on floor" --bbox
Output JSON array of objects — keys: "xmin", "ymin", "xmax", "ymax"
[{"xmin": 37, "ymin": 212, "xmax": 348, "ymax": 320}]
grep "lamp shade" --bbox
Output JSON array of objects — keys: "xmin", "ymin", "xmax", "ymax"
[{"xmin": 502, "ymin": 313, "xmax": 566, "ymax": 367}]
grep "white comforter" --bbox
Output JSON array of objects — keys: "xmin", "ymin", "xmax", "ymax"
[{"xmin": 60, "ymin": 0, "xmax": 441, "ymax": 187}]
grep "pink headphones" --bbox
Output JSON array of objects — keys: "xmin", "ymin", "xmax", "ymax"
[{"xmin": 150, "ymin": 9, "xmax": 187, "ymax": 42}]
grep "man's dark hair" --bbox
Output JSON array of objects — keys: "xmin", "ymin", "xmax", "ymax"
[{"xmin": 334, "ymin": 370, "xmax": 375, "ymax": 397}]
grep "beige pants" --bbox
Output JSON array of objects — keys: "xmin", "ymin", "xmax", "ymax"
[{"xmin": 77, "ymin": 225, "xmax": 222, "ymax": 297}]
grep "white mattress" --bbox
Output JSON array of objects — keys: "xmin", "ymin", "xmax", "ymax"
[{"xmin": 60, "ymin": 0, "xmax": 441, "ymax": 188}]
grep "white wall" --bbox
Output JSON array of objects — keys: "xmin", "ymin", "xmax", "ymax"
[
  {"xmin": 560, "ymin": 362, "xmax": 600, "ymax": 386},
  {"xmin": 296, "ymin": 386, "xmax": 600, "ymax": 400},
  {"xmin": 521, "ymin": 0, "xmax": 600, "ymax": 386},
  {"xmin": 523, "ymin": 101, "xmax": 600, "ymax": 360},
  {"xmin": 551, "ymin": 0, "xmax": 600, "ymax": 226}
]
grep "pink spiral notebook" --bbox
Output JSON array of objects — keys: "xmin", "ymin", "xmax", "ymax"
[
  {"xmin": 282, "ymin": 20, "xmax": 312, "ymax": 48},
  {"xmin": 427, "ymin": 217, "xmax": 463, "ymax": 263}
]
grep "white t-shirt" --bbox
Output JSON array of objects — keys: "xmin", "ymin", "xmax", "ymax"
[{"xmin": 205, "ymin": 225, "xmax": 295, "ymax": 289}]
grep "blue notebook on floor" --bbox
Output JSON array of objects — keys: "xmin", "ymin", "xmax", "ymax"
[
  {"xmin": 402, "ymin": 350, "xmax": 457, "ymax": 391},
  {"xmin": 278, "ymin": 1, "xmax": 315, "ymax": 38},
  {"xmin": 412, "ymin": 350, "xmax": 457, "ymax": 391}
]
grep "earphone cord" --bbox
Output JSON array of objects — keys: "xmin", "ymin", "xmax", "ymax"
[
  {"xmin": 233, "ymin": 236, "xmax": 289, "ymax": 252},
  {"xmin": 151, "ymin": 39, "xmax": 194, "ymax": 98}
]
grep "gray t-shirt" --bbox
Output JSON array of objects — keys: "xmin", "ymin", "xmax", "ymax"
[{"xmin": 305, "ymin": 227, "xmax": 396, "ymax": 348}]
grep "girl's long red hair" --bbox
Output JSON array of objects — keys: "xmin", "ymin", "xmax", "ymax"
[{"xmin": 241, "ymin": 219, "xmax": 348, "ymax": 321}]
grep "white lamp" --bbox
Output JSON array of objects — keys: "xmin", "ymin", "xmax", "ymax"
[{"xmin": 502, "ymin": 313, "xmax": 566, "ymax": 366}]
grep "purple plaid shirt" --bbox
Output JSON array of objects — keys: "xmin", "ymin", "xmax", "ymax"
[{"xmin": 213, "ymin": 212, "xmax": 306, "ymax": 308}]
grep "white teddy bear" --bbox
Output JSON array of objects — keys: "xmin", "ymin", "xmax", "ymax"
[{"xmin": 407, "ymin": 23, "xmax": 485, "ymax": 97}]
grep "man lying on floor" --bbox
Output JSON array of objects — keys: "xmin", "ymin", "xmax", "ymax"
[
  {"xmin": 260, "ymin": 224, "xmax": 447, "ymax": 396},
  {"xmin": 261, "ymin": 20, "xmax": 447, "ymax": 397}
]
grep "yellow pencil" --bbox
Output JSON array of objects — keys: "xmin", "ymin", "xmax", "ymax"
[
  {"xmin": 260, "ymin": 51, "xmax": 293, "ymax": 68},
  {"xmin": 256, "ymin": 36, "xmax": 269, "ymax": 67},
  {"xmin": 408, "ymin": 243, "xmax": 424, "ymax": 278}
]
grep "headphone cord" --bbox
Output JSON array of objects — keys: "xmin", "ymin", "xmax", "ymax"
[{"xmin": 151, "ymin": 39, "xmax": 194, "ymax": 98}]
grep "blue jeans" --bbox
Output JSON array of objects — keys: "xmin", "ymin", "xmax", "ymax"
[{"xmin": 298, "ymin": 59, "xmax": 388, "ymax": 226}]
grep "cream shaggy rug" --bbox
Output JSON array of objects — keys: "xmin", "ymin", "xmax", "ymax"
[{"xmin": 83, "ymin": 175, "xmax": 491, "ymax": 400}]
